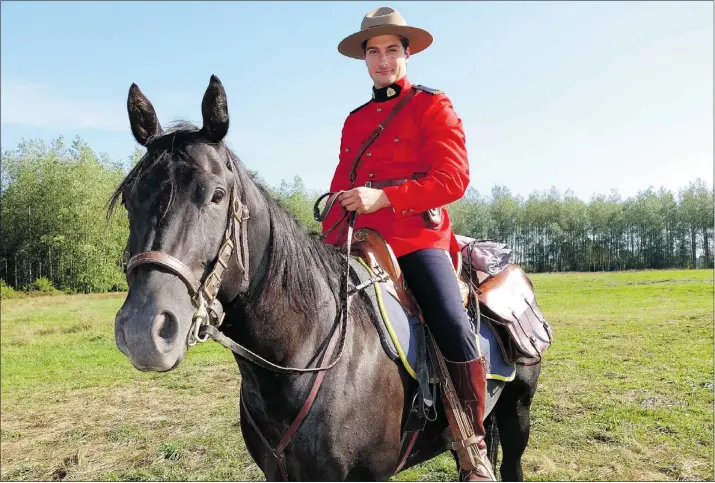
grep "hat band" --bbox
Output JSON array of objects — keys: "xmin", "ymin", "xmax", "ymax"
[{"xmin": 365, "ymin": 23, "xmax": 404, "ymax": 29}]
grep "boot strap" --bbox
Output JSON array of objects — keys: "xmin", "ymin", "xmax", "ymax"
[{"xmin": 451, "ymin": 434, "xmax": 479, "ymax": 451}]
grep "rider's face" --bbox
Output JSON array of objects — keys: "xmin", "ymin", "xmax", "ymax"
[{"xmin": 364, "ymin": 35, "xmax": 410, "ymax": 88}]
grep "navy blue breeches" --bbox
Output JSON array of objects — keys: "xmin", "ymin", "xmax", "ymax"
[{"xmin": 397, "ymin": 248, "xmax": 479, "ymax": 363}]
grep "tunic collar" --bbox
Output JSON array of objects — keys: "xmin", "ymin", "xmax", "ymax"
[{"xmin": 371, "ymin": 76, "xmax": 412, "ymax": 103}]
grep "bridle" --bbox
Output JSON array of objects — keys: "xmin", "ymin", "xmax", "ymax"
[
  {"xmin": 123, "ymin": 176, "xmax": 352, "ymax": 374},
  {"xmin": 125, "ymin": 186, "xmax": 251, "ymax": 346}
]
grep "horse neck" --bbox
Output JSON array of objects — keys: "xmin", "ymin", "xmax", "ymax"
[{"xmin": 221, "ymin": 172, "xmax": 345, "ymax": 377}]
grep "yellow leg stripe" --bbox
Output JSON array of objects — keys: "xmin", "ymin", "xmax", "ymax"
[
  {"xmin": 353, "ymin": 258, "xmax": 515, "ymax": 382},
  {"xmin": 355, "ymin": 258, "xmax": 418, "ymax": 380}
]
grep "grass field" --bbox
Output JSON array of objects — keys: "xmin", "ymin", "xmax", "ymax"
[{"xmin": 1, "ymin": 269, "xmax": 713, "ymax": 481}]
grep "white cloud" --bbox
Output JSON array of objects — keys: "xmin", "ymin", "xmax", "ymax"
[{"xmin": 0, "ymin": 78, "xmax": 131, "ymax": 131}]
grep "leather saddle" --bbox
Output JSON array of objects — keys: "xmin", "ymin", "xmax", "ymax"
[
  {"xmin": 350, "ymin": 228, "xmax": 469, "ymax": 318},
  {"xmin": 350, "ymin": 228, "xmax": 553, "ymax": 365}
]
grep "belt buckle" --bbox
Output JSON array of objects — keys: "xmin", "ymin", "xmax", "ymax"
[{"xmin": 364, "ymin": 181, "xmax": 372, "ymax": 188}]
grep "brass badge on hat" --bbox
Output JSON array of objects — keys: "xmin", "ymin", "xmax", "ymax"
[{"xmin": 386, "ymin": 87, "xmax": 396, "ymax": 98}]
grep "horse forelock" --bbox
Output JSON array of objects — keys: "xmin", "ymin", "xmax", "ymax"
[{"xmin": 107, "ymin": 121, "xmax": 207, "ymax": 220}]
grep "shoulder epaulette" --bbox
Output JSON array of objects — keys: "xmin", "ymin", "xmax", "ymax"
[
  {"xmin": 349, "ymin": 100, "xmax": 371, "ymax": 115},
  {"xmin": 414, "ymin": 85, "xmax": 444, "ymax": 95}
]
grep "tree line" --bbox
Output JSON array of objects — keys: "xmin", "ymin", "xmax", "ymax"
[
  {"xmin": 1, "ymin": 136, "xmax": 712, "ymax": 293},
  {"xmin": 447, "ymin": 182, "xmax": 713, "ymax": 272}
]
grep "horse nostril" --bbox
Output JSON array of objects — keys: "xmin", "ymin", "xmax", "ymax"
[{"xmin": 151, "ymin": 311, "xmax": 179, "ymax": 352}]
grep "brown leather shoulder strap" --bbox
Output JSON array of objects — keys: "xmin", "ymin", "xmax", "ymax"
[{"xmin": 348, "ymin": 87, "xmax": 418, "ymax": 184}]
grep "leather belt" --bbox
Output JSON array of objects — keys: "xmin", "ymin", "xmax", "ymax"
[{"xmin": 365, "ymin": 172, "xmax": 426, "ymax": 189}]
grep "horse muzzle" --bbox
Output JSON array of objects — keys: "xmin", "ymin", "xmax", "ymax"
[
  {"xmin": 114, "ymin": 270, "xmax": 196, "ymax": 371},
  {"xmin": 115, "ymin": 305, "xmax": 188, "ymax": 372}
]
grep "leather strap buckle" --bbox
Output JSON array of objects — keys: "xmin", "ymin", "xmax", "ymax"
[
  {"xmin": 364, "ymin": 181, "xmax": 372, "ymax": 188},
  {"xmin": 202, "ymin": 270, "xmax": 221, "ymax": 302},
  {"xmin": 450, "ymin": 434, "xmax": 479, "ymax": 451}
]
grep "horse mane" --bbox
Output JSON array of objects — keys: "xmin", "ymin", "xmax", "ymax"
[
  {"xmin": 107, "ymin": 121, "xmax": 350, "ymax": 319},
  {"xmin": 227, "ymin": 144, "xmax": 348, "ymax": 319}
]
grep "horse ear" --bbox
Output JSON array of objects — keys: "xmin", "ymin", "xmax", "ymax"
[
  {"xmin": 127, "ymin": 83, "xmax": 163, "ymax": 146},
  {"xmin": 201, "ymin": 74, "xmax": 229, "ymax": 142}
]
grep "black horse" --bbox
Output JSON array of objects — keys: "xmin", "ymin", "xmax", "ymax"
[{"xmin": 111, "ymin": 75, "xmax": 541, "ymax": 481}]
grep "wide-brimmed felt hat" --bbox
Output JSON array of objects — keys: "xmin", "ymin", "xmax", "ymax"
[{"xmin": 338, "ymin": 6, "xmax": 433, "ymax": 60}]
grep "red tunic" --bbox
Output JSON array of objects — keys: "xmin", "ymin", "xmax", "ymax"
[{"xmin": 321, "ymin": 76, "xmax": 469, "ymax": 258}]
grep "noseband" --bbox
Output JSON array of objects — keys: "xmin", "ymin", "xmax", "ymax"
[{"xmin": 125, "ymin": 187, "xmax": 251, "ymax": 345}]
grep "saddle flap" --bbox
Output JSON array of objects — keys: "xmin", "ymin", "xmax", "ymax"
[
  {"xmin": 476, "ymin": 264, "xmax": 552, "ymax": 360},
  {"xmin": 352, "ymin": 228, "xmax": 470, "ymax": 313},
  {"xmin": 350, "ymin": 228, "xmax": 421, "ymax": 316}
]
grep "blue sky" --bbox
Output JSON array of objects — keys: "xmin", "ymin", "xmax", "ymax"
[{"xmin": 1, "ymin": 1, "xmax": 712, "ymax": 201}]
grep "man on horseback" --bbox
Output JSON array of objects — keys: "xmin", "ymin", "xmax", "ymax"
[{"xmin": 320, "ymin": 6, "xmax": 495, "ymax": 482}]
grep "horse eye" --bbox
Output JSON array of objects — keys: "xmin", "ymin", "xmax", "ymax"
[{"xmin": 211, "ymin": 189, "xmax": 225, "ymax": 204}]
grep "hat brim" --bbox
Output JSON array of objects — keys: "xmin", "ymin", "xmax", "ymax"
[{"xmin": 338, "ymin": 25, "xmax": 433, "ymax": 60}]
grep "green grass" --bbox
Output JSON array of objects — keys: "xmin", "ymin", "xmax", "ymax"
[{"xmin": 1, "ymin": 269, "xmax": 713, "ymax": 481}]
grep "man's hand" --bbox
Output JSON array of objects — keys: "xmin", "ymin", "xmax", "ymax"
[{"xmin": 339, "ymin": 187, "xmax": 391, "ymax": 214}]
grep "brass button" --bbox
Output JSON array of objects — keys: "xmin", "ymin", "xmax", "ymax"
[
  {"xmin": 377, "ymin": 107, "xmax": 382, "ymax": 112},
  {"xmin": 368, "ymin": 173, "xmax": 374, "ymax": 178},
  {"xmin": 366, "ymin": 152, "xmax": 372, "ymax": 157},
  {"xmin": 394, "ymin": 137, "xmax": 399, "ymax": 142},
  {"xmin": 409, "ymin": 208, "xmax": 414, "ymax": 212},
  {"xmin": 345, "ymin": 148, "xmax": 350, "ymax": 152},
  {"xmin": 401, "ymin": 210, "xmax": 407, "ymax": 215}
]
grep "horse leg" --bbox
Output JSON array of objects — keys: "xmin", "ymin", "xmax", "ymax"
[
  {"xmin": 493, "ymin": 366, "xmax": 540, "ymax": 482},
  {"xmin": 484, "ymin": 411, "xmax": 500, "ymax": 472}
]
